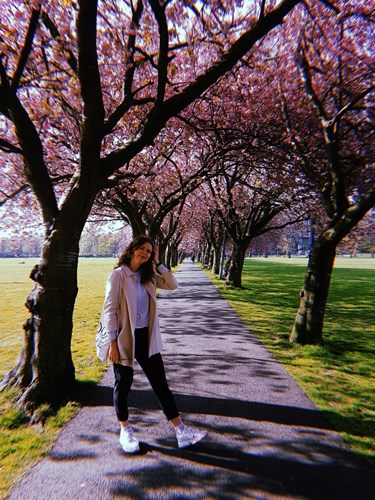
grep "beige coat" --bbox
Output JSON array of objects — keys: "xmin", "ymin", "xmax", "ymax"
[{"xmin": 101, "ymin": 265, "xmax": 178, "ymax": 367}]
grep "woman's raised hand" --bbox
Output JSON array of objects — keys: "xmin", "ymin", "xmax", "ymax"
[{"xmin": 153, "ymin": 245, "xmax": 159, "ymax": 264}]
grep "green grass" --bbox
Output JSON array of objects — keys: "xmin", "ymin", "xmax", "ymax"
[
  {"xmin": 0, "ymin": 257, "xmax": 116, "ymax": 499},
  {"xmin": 204, "ymin": 256, "xmax": 375, "ymax": 467}
]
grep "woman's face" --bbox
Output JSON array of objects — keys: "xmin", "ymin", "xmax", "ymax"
[{"xmin": 132, "ymin": 242, "xmax": 153, "ymax": 265}]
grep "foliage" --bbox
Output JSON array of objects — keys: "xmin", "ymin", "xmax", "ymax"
[
  {"xmin": 0, "ymin": 0, "xmax": 302, "ymax": 231},
  {"xmin": 338, "ymin": 210, "xmax": 375, "ymax": 256},
  {"xmin": 205, "ymin": 257, "xmax": 375, "ymax": 466}
]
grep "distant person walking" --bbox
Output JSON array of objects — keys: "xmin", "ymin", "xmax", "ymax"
[{"xmin": 100, "ymin": 235, "xmax": 206, "ymax": 453}]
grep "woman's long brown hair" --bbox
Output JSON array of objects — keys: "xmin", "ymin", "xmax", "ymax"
[{"xmin": 116, "ymin": 235, "xmax": 155, "ymax": 284}]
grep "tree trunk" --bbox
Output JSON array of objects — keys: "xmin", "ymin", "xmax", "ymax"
[
  {"xmin": 202, "ymin": 243, "xmax": 211, "ymax": 268},
  {"xmin": 208, "ymin": 249, "xmax": 214, "ymax": 270},
  {"xmin": 1, "ymin": 246, "xmax": 77, "ymax": 414},
  {"xmin": 289, "ymin": 234, "xmax": 336, "ymax": 344},
  {"xmin": 219, "ymin": 230, "xmax": 227, "ymax": 279},
  {"xmin": 212, "ymin": 246, "xmax": 221, "ymax": 275},
  {"xmin": 225, "ymin": 244, "xmax": 246, "ymax": 288},
  {"xmin": 170, "ymin": 244, "xmax": 179, "ymax": 267},
  {"xmin": 290, "ymin": 190, "xmax": 375, "ymax": 344},
  {"xmin": 158, "ymin": 244, "xmax": 167, "ymax": 266},
  {"xmin": 0, "ymin": 192, "xmax": 94, "ymax": 415}
]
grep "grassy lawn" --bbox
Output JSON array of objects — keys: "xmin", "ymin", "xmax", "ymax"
[
  {"xmin": 204, "ymin": 256, "xmax": 375, "ymax": 467},
  {"xmin": 0, "ymin": 257, "xmax": 116, "ymax": 499}
]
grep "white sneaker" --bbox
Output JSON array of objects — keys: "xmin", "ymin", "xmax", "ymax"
[
  {"xmin": 176, "ymin": 425, "xmax": 207, "ymax": 448},
  {"xmin": 119, "ymin": 426, "xmax": 140, "ymax": 453}
]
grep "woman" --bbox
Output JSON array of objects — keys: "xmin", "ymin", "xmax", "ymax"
[{"xmin": 101, "ymin": 235, "xmax": 206, "ymax": 453}]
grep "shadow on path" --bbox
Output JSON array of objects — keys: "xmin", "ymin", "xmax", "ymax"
[{"xmin": 82, "ymin": 385, "xmax": 331, "ymax": 430}]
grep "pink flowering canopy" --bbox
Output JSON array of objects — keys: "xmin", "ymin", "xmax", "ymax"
[{"xmin": 1, "ymin": 0, "xmax": 281, "ymax": 232}]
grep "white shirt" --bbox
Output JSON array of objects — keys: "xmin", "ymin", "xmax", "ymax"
[{"xmin": 134, "ymin": 271, "xmax": 150, "ymax": 328}]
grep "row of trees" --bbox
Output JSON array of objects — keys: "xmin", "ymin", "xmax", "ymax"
[
  {"xmin": 1, "ymin": 0, "xmax": 374, "ymax": 416},
  {"xmin": 0, "ymin": 221, "xmax": 312, "ymax": 259},
  {"xmin": 2, "ymin": 215, "xmax": 373, "ymax": 259}
]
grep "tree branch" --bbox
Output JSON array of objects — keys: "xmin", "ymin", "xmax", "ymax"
[
  {"xmin": 11, "ymin": 7, "xmax": 41, "ymax": 91},
  {"xmin": 77, "ymin": 0, "xmax": 105, "ymax": 139},
  {"xmin": 100, "ymin": 0, "xmax": 301, "ymax": 177},
  {"xmin": 328, "ymin": 186, "xmax": 375, "ymax": 245},
  {"xmin": 4, "ymin": 92, "xmax": 58, "ymax": 225},
  {"xmin": 298, "ymin": 41, "xmax": 328, "ymax": 122},
  {"xmin": 330, "ymin": 85, "xmax": 375, "ymax": 127},
  {"xmin": 103, "ymin": 0, "xmax": 144, "ymax": 135},
  {"xmin": 41, "ymin": 11, "xmax": 78, "ymax": 74},
  {"xmin": 0, "ymin": 137, "xmax": 23, "ymax": 154},
  {"xmin": 1, "ymin": 53, "xmax": 58, "ymax": 225},
  {"xmin": 149, "ymin": 0, "xmax": 169, "ymax": 106},
  {"xmin": 259, "ymin": 0, "xmax": 267, "ymax": 20},
  {"xmin": 0, "ymin": 184, "xmax": 29, "ymax": 207}
]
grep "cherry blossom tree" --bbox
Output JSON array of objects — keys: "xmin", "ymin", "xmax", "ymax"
[
  {"xmin": 0, "ymin": 0, "xmax": 303, "ymax": 413},
  {"xmin": 191, "ymin": 77, "xmax": 310, "ymax": 287},
  {"xmin": 282, "ymin": 1, "xmax": 375, "ymax": 344},
  {"xmin": 176, "ymin": 190, "xmax": 209, "ymax": 260},
  {"xmin": 209, "ymin": 160, "xmax": 308, "ymax": 287},
  {"xmin": 94, "ymin": 123, "xmax": 212, "ymax": 261},
  {"xmin": 201, "ymin": 209, "xmax": 226, "ymax": 274}
]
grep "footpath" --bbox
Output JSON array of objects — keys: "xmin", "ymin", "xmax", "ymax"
[{"xmin": 8, "ymin": 261, "xmax": 375, "ymax": 499}]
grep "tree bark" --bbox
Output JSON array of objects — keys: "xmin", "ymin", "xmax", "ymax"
[
  {"xmin": 289, "ymin": 188, "xmax": 375, "ymax": 344},
  {"xmin": 212, "ymin": 246, "xmax": 221, "ymax": 275},
  {"xmin": 290, "ymin": 189, "xmax": 375, "ymax": 344},
  {"xmin": 225, "ymin": 243, "xmax": 246, "ymax": 288},
  {"xmin": 0, "ymin": 186, "xmax": 96, "ymax": 414},
  {"xmin": 289, "ymin": 233, "xmax": 336, "ymax": 344},
  {"xmin": 1, "ymin": 239, "xmax": 78, "ymax": 413},
  {"xmin": 170, "ymin": 244, "xmax": 179, "ymax": 267},
  {"xmin": 202, "ymin": 243, "xmax": 212, "ymax": 268}
]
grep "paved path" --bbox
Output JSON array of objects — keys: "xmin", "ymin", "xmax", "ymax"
[{"xmin": 9, "ymin": 262, "xmax": 375, "ymax": 499}]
